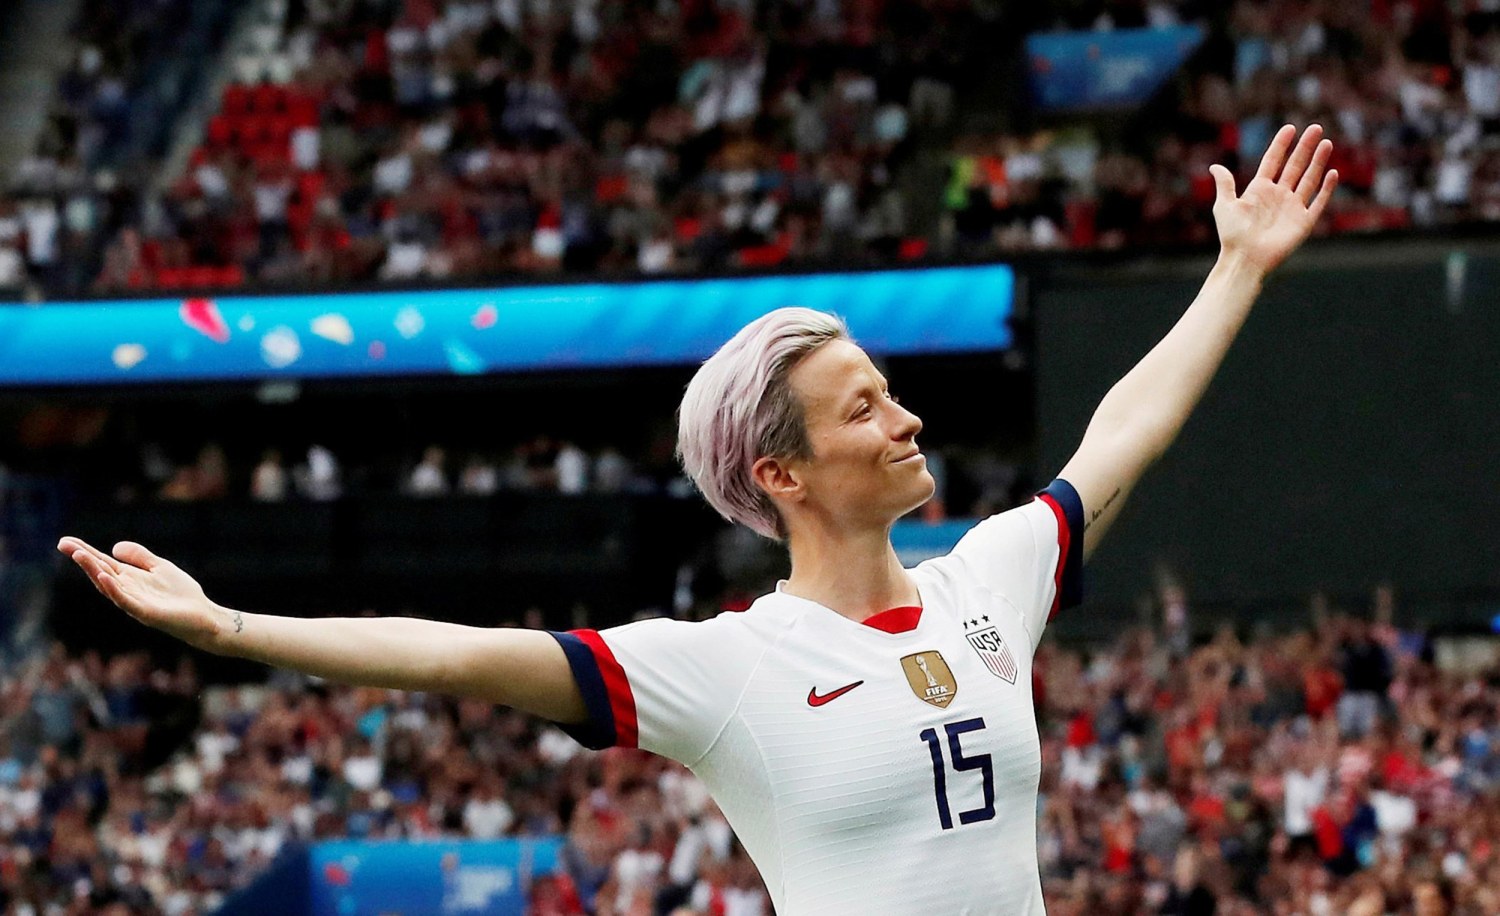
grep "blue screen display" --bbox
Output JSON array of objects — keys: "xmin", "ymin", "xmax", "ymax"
[
  {"xmin": 307, "ymin": 838, "xmax": 563, "ymax": 915},
  {"xmin": 0, "ymin": 265, "xmax": 1014, "ymax": 385},
  {"xmin": 1026, "ymin": 25, "xmax": 1206, "ymax": 112}
]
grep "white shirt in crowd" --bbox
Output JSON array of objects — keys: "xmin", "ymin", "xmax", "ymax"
[
  {"xmin": 611, "ymin": 847, "xmax": 664, "ymax": 911},
  {"xmin": 251, "ymin": 458, "xmax": 288, "ymax": 502},
  {"xmin": 20, "ymin": 201, "xmax": 58, "ymax": 265},
  {"xmin": 668, "ymin": 815, "xmax": 734, "ymax": 886},
  {"xmin": 690, "ymin": 881, "xmax": 769, "ymax": 916},
  {"xmin": 1284, "ymin": 765, "xmax": 1329, "ymax": 836},
  {"xmin": 342, "ymin": 751, "xmax": 383, "ymax": 792},
  {"xmin": 407, "ymin": 460, "xmax": 449, "ymax": 497},
  {"xmin": 296, "ymin": 445, "xmax": 342, "ymax": 501},
  {"xmin": 462, "ymin": 795, "xmax": 514, "ymax": 839},
  {"xmin": 0, "ymin": 245, "xmax": 23, "ymax": 286},
  {"xmin": 555, "ymin": 443, "xmax": 588, "ymax": 494},
  {"xmin": 195, "ymin": 727, "xmax": 240, "ymax": 775}
]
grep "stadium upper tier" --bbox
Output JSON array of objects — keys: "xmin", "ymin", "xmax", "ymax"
[{"xmin": 4, "ymin": 0, "xmax": 1500, "ymax": 298}]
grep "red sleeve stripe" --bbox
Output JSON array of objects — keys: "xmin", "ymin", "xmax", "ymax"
[
  {"xmin": 573, "ymin": 629, "xmax": 639, "ymax": 748},
  {"xmin": 1037, "ymin": 492, "xmax": 1071, "ymax": 621}
]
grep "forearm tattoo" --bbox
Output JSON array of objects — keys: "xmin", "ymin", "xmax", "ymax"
[
  {"xmin": 233, "ymin": 609, "xmax": 244, "ymax": 633},
  {"xmin": 1086, "ymin": 487, "xmax": 1122, "ymax": 531}
]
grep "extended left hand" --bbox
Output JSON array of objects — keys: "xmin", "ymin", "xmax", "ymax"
[{"xmin": 1210, "ymin": 123, "xmax": 1338, "ymax": 274}]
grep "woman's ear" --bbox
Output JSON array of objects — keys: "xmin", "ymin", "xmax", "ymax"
[{"xmin": 751, "ymin": 455, "xmax": 804, "ymax": 506}]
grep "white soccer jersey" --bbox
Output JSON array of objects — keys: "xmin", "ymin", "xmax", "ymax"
[{"xmin": 551, "ymin": 480, "xmax": 1084, "ymax": 915}]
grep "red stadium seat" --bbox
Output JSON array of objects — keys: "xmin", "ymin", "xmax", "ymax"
[
  {"xmin": 214, "ymin": 264, "xmax": 245, "ymax": 287},
  {"xmin": 1379, "ymin": 207, "xmax": 1412, "ymax": 230},
  {"xmin": 287, "ymin": 202, "xmax": 314, "ymax": 234},
  {"xmin": 897, "ymin": 237, "xmax": 928, "ymax": 261},
  {"xmin": 1330, "ymin": 209, "xmax": 1383, "ymax": 233},
  {"xmin": 595, "ymin": 174, "xmax": 628, "ymax": 204},
  {"xmin": 1066, "ymin": 199, "xmax": 1097, "ymax": 249},
  {"xmin": 222, "ymin": 83, "xmax": 251, "ymax": 115},
  {"xmin": 252, "ymin": 83, "xmax": 286, "ymax": 113},
  {"xmin": 207, "ymin": 115, "xmax": 233, "ymax": 149},
  {"xmin": 288, "ymin": 93, "xmax": 320, "ymax": 128},
  {"xmin": 736, "ymin": 243, "xmax": 788, "ymax": 268},
  {"xmin": 154, "ymin": 267, "xmax": 187, "ymax": 289},
  {"xmin": 183, "ymin": 266, "xmax": 218, "ymax": 289},
  {"xmin": 238, "ymin": 114, "xmax": 273, "ymax": 145},
  {"xmin": 296, "ymin": 170, "xmax": 326, "ymax": 202},
  {"xmin": 267, "ymin": 115, "xmax": 293, "ymax": 146},
  {"xmin": 674, "ymin": 216, "xmax": 702, "ymax": 242},
  {"xmin": 253, "ymin": 142, "xmax": 291, "ymax": 168}
]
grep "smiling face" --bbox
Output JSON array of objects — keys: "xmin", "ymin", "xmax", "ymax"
[{"xmin": 753, "ymin": 339, "xmax": 935, "ymax": 536}]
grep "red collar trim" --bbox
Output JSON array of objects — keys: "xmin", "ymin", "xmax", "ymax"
[{"xmin": 860, "ymin": 605, "xmax": 923, "ymax": 633}]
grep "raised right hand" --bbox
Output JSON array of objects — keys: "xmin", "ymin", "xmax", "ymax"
[
  {"xmin": 58, "ymin": 537, "xmax": 230, "ymax": 651},
  {"xmin": 1209, "ymin": 123, "xmax": 1338, "ymax": 275}
]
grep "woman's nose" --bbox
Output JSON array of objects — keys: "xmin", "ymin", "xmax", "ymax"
[{"xmin": 893, "ymin": 402, "xmax": 922, "ymax": 439}]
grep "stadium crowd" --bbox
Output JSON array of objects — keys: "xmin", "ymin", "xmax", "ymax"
[
  {"xmin": 0, "ymin": 0, "xmax": 230, "ymax": 294},
  {"xmin": 945, "ymin": 0, "xmax": 1500, "ymax": 252},
  {"xmin": 74, "ymin": 0, "xmax": 985, "ymax": 294},
  {"xmin": 4, "ymin": 0, "xmax": 1500, "ymax": 295},
  {"xmin": 69, "ymin": 433, "xmax": 1027, "ymax": 522},
  {"xmin": 0, "ymin": 582, "xmax": 1494, "ymax": 914}
]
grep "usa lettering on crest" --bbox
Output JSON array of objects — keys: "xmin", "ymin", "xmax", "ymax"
[{"xmin": 965, "ymin": 624, "xmax": 1018, "ymax": 685}]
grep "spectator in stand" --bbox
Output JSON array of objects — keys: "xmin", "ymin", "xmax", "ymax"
[
  {"xmin": 555, "ymin": 440, "xmax": 590, "ymax": 496},
  {"xmin": 458, "ymin": 452, "xmax": 499, "ymax": 496},
  {"xmin": 592, "ymin": 447, "xmax": 631, "ymax": 494},
  {"xmin": 1338, "ymin": 616, "xmax": 1393, "ymax": 739},
  {"xmin": 1284, "ymin": 738, "xmax": 1331, "ymax": 859},
  {"xmin": 294, "ymin": 443, "xmax": 342, "ymax": 501},
  {"xmin": 405, "ymin": 445, "xmax": 450, "ymax": 497},
  {"xmin": 251, "ymin": 448, "xmax": 289, "ymax": 502},
  {"xmin": 463, "ymin": 771, "xmax": 514, "ymax": 840}
]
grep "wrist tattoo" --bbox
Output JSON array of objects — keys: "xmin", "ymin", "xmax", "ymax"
[
  {"xmin": 1085, "ymin": 487, "xmax": 1122, "ymax": 531},
  {"xmin": 233, "ymin": 610, "xmax": 244, "ymax": 634}
]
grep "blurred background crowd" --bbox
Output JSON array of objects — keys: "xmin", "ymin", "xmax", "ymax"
[
  {"xmin": 4, "ymin": 0, "xmax": 1500, "ymax": 296},
  {"xmin": 0, "ymin": 587, "xmax": 1495, "ymax": 914}
]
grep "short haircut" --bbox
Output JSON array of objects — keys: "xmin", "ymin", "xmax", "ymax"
[{"xmin": 677, "ymin": 307, "xmax": 851, "ymax": 540}]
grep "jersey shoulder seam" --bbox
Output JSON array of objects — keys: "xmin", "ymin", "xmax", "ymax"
[
  {"xmin": 933, "ymin": 534, "xmax": 1042, "ymax": 650},
  {"xmin": 685, "ymin": 606, "xmax": 799, "ymax": 769}
]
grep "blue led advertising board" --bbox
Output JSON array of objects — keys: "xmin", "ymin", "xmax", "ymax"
[{"xmin": 0, "ymin": 265, "xmax": 1014, "ymax": 385}]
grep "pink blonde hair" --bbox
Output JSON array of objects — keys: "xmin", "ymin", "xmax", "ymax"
[{"xmin": 676, "ymin": 308, "xmax": 850, "ymax": 540}]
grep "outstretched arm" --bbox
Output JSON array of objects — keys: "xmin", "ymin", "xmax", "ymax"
[
  {"xmin": 57, "ymin": 537, "xmax": 587, "ymax": 723},
  {"xmin": 1059, "ymin": 123, "xmax": 1339, "ymax": 562}
]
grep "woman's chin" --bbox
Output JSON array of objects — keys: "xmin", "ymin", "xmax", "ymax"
[{"xmin": 903, "ymin": 474, "xmax": 938, "ymax": 514}]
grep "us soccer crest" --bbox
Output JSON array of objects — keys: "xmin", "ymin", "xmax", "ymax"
[
  {"xmin": 963, "ymin": 615, "xmax": 1018, "ymax": 685},
  {"xmin": 901, "ymin": 651, "xmax": 957, "ymax": 708}
]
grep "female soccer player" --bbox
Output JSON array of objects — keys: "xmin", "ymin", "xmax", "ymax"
[{"xmin": 61, "ymin": 124, "xmax": 1336, "ymax": 914}]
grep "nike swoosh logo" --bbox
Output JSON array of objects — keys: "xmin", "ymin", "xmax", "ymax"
[{"xmin": 807, "ymin": 680, "xmax": 865, "ymax": 707}]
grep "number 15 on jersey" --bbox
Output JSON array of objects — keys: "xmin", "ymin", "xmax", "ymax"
[{"xmin": 919, "ymin": 717, "xmax": 996, "ymax": 830}]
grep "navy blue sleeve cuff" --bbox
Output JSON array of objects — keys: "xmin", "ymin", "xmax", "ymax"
[
  {"xmin": 547, "ymin": 631, "xmax": 618, "ymax": 750},
  {"xmin": 1039, "ymin": 478, "xmax": 1085, "ymax": 611}
]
